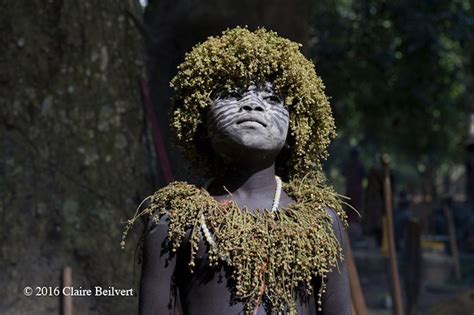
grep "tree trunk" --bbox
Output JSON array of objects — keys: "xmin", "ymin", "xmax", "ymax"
[{"xmin": 1, "ymin": 1, "xmax": 148, "ymax": 314}]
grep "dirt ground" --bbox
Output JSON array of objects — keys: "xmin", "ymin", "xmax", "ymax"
[{"xmin": 353, "ymin": 237, "xmax": 474, "ymax": 315}]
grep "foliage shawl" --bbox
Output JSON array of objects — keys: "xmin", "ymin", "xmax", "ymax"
[{"xmin": 122, "ymin": 174, "xmax": 348, "ymax": 314}]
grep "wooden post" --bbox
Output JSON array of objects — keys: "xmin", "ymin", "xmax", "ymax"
[
  {"xmin": 465, "ymin": 113, "xmax": 474, "ymax": 205},
  {"xmin": 381, "ymin": 154, "xmax": 404, "ymax": 315},
  {"xmin": 63, "ymin": 266, "xmax": 73, "ymax": 315},
  {"xmin": 443, "ymin": 204, "xmax": 461, "ymax": 280},
  {"xmin": 346, "ymin": 236, "xmax": 368, "ymax": 315},
  {"xmin": 404, "ymin": 219, "xmax": 421, "ymax": 315}
]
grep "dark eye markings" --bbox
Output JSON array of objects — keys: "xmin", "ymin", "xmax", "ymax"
[
  {"xmin": 211, "ymin": 88, "xmax": 242, "ymax": 101},
  {"xmin": 264, "ymin": 95, "xmax": 282, "ymax": 104},
  {"xmin": 227, "ymin": 90, "xmax": 242, "ymax": 99},
  {"xmin": 213, "ymin": 86, "xmax": 283, "ymax": 105}
]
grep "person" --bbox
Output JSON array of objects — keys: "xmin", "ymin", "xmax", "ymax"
[
  {"xmin": 342, "ymin": 148, "xmax": 365, "ymax": 239},
  {"xmin": 122, "ymin": 27, "xmax": 351, "ymax": 315}
]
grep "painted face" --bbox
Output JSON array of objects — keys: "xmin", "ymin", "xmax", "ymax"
[{"xmin": 206, "ymin": 82, "xmax": 289, "ymax": 161}]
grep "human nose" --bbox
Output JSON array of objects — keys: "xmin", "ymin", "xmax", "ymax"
[{"xmin": 241, "ymin": 101, "xmax": 264, "ymax": 112}]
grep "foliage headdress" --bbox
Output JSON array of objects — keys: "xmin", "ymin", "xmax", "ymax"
[{"xmin": 170, "ymin": 27, "xmax": 336, "ymax": 179}]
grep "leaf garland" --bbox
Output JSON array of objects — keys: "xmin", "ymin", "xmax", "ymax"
[{"xmin": 122, "ymin": 173, "xmax": 347, "ymax": 314}]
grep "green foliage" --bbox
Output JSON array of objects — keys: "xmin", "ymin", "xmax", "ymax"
[
  {"xmin": 123, "ymin": 173, "xmax": 347, "ymax": 314},
  {"xmin": 312, "ymin": 0, "xmax": 473, "ymax": 181}
]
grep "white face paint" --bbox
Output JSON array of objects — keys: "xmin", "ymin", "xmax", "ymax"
[{"xmin": 206, "ymin": 82, "xmax": 289, "ymax": 161}]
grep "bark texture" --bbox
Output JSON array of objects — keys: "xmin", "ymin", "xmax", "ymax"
[{"xmin": 1, "ymin": 1, "xmax": 149, "ymax": 314}]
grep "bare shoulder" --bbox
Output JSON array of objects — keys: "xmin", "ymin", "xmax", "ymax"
[
  {"xmin": 147, "ymin": 213, "xmax": 171, "ymax": 232},
  {"xmin": 324, "ymin": 207, "xmax": 346, "ymax": 245},
  {"xmin": 144, "ymin": 212, "xmax": 192, "ymax": 253},
  {"xmin": 144, "ymin": 211, "xmax": 171, "ymax": 233},
  {"xmin": 142, "ymin": 214, "xmax": 172, "ymax": 255}
]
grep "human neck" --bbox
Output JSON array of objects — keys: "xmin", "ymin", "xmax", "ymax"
[{"xmin": 210, "ymin": 162, "xmax": 277, "ymax": 198}]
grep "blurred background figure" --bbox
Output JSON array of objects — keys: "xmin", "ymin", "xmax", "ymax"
[
  {"xmin": 364, "ymin": 164, "xmax": 386, "ymax": 247},
  {"xmin": 342, "ymin": 148, "xmax": 365, "ymax": 239},
  {"xmin": 394, "ymin": 190, "xmax": 413, "ymax": 250}
]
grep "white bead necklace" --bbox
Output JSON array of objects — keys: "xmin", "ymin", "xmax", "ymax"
[
  {"xmin": 271, "ymin": 175, "xmax": 282, "ymax": 212},
  {"xmin": 201, "ymin": 175, "xmax": 282, "ymax": 246}
]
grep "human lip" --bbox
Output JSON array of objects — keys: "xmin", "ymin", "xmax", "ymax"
[{"xmin": 235, "ymin": 117, "xmax": 267, "ymax": 128}]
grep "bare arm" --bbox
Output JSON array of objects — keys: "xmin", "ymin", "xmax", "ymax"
[
  {"xmin": 139, "ymin": 215, "xmax": 177, "ymax": 315},
  {"xmin": 318, "ymin": 209, "xmax": 352, "ymax": 315}
]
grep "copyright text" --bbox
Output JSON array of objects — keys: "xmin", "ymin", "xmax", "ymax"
[{"xmin": 24, "ymin": 286, "xmax": 134, "ymax": 297}]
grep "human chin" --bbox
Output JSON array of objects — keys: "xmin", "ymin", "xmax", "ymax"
[{"xmin": 227, "ymin": 129, "xmax": 285, "ymax": 152}]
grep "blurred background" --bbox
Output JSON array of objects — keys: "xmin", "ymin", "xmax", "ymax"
[{"xmin": 1, "ymin": 0, "xmax": 473, "ymax": 314}]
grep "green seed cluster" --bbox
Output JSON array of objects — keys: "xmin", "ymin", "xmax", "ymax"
[
  {"xmin": 123, "ymin": 172, "xmax": 347, "ymax": 314},
  {"xmin": 170, "ymin": 27, "xmax": 336, "ymax": 178}
]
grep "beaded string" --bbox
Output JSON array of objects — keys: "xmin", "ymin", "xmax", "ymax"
[
  {"xmin": 200, "ymin": 176, "xmax": 282, "ymax": 246},
  {"xmin": 270, "ymin": 176, "xmax": 282, "ymax": 212}
]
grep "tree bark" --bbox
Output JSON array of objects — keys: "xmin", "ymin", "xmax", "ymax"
[{"xmin": 1, "ymin": 1, "xmax": 148, "ymax": 314}]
